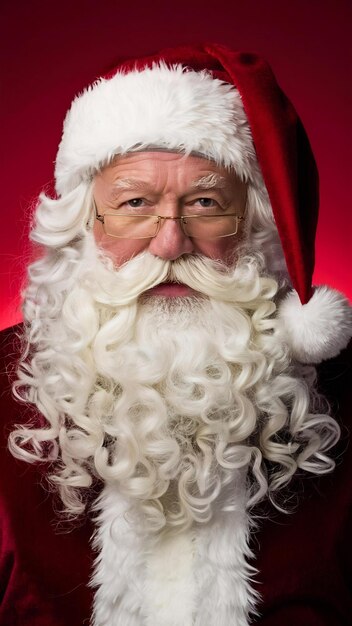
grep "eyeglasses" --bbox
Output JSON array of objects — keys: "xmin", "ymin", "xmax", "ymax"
[{"xmin": 94, "ymin": 201, "xmax": 245, "ymax": 240}]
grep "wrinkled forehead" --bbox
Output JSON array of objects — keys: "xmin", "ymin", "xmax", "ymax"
[
  {"xmin": 104, "ymin": 147, "xmax": 241, "ymax": 174},
  {"xmin": 94, "ymin": 150, "xmax": 247, "ymax": 198}
]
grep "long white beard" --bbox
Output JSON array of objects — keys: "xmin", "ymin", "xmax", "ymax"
[
  {"xmin": 91, "ymin": 294, "xmax": 261, "ymax": 626},
  {"xmin": 13, "ymin": 234, "xmax": 338, "ymax": 525},
  {"xmin": 55, "ymin": 245, "xmax": 268, "ymax": 625},
  {"xmin": 76, "ymin": 243, "xmax": 281, "ymax": 533},
  {"xmin": 97, "ymin": 294, "xmax": 257, "ymax": 518},
  {"xmin": 12, "ymin": 234, "xmax": 339, "ymax": 625}
]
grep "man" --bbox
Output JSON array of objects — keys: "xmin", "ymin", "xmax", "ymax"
[{"xmin": 1, "ymin": 43, "xmax": 351, "ymax": 625}]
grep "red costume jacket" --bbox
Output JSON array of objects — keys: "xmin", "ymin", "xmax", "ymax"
[{"xmin": 0, "ymin": 325, "xmax": 351, "ymax": 625}]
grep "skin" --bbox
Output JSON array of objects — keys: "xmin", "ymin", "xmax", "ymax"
[{"xmin": 93, "ymin": 151, "xmax": 247, "ymax": 296}]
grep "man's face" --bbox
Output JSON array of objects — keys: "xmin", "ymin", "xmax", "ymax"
[{"xmin": 93, "ymin": 151, "xmax": 247, "ymax": 297}]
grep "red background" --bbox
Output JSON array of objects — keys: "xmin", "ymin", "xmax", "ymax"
[{"xmin": 1, "ymin": 0, "xmax": 351, "ymax": 331}]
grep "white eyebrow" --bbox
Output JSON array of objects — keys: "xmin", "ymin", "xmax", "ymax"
[
  {"xmin": 190, "ymin": 174, "xmax": 227, "ymax": 190},
  {"xmin": 112, "ymin": 178, "xmax": 151, "ymax": 191},
  {"xmin": 111, "ymin": 173, "xmax": 228, "ymax": 193}
]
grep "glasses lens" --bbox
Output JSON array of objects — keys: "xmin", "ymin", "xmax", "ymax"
[
  {"xmin": 183, "ymin": 215, "xmax": 239, "ymax": 239},
  {"xmin": 104, "ymin": 215, "xmax": 159, "ymax": 239}
]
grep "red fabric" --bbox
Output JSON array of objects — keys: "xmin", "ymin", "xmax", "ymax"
[
  {"xmin": 254, "ymin": 345, "xmax": 352, "ymax": 625},
  {"xmin": 0, "ymin": 325, "xmax": 351, "ymax": 625},
  {"xmin": 104, "ymin": 43, "xmax": 319, "ymax": 304},
  {"xmin": 0, "ymin": 327, "xmax": 93, "ymax": 626}
]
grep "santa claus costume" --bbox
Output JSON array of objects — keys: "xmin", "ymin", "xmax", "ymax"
[{"xmin": 1, "ymin": 43, "xmax": 351, "ymax": 626}]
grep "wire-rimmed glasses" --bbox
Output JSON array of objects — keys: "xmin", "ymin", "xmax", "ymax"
[{"xmin": 94, "ymin": 201, "xmax": 245, "ymax": 240}]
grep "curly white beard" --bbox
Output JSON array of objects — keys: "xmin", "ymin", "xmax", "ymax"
[
  {"xmin": 95, "ymin": 293, "xmax": 260, "ymax": 532},
  {"xmin": 10, "ymin": 232, "xmax": 339, "ymax": 533}
]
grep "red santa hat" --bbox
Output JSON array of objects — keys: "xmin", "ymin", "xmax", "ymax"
[{"xmin": 55, "ymin": 43, "xmax": 351, "ymax": 364}]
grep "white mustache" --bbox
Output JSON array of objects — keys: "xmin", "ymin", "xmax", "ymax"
[
  {"xmin": 92, "ymin": 253, "xmax": 231, "ymax": 305},
  {"xmin": 90, "ymin": 250, "xmax": 276, "ymax": 308},
  {"xmin": 168, "ymin": 256, "xmax": 235, "ymax": 297}
]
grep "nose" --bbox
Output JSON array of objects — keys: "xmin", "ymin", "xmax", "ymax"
[{"xmin": 148, "ymin": 217, "xmax": 194, "ymax": 261}]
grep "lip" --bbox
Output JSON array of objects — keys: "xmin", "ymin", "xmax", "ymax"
[{"xmin": 145, "ymin": 282, "xmax": 196, "ymax": 297}]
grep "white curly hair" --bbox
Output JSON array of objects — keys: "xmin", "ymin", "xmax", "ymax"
[{"xmin": 8, "ymin": 175, "xmax": 340, "ymax": 533}]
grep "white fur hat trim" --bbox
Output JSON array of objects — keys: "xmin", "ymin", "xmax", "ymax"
[
  {"xmin": 278, "ymin": 286, "xmax": 352, "ymax": 363},
  {"xmin": 55, "ymin": 63, "xmax": 259, "ymax": 196}
]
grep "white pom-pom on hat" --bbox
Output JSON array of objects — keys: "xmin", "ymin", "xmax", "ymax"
[{"xmin": 277, "ymin": 286, "xmax": 352, "ymax": 363}]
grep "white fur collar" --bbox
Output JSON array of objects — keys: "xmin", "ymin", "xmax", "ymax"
[{"xmin": 90, "ymin": 475, "xmax": 258, "ymax": 625}]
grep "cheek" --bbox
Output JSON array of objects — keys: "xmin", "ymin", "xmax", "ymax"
[
  {"xmin": 93, "ymin": 222, "xmax": 147, "ymax": 266},
  {"xmin": 194, "ymin": 235, "xmax": 238, "ymax": 264}
]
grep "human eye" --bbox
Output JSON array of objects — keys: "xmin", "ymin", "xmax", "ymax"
[
  {"xmin": 112, "ymin": 197, "xmax": 152, "ymax": 213},
  {"xmin": 125, "ymin": 198, "xmax": 146, "ymax": 209},
  {"xmin": 196, "ymin": 197, "xmax": 217, "ymax": 208},
  {"xmin": 187, "ymin": 197, "xmax": 221, "ymax": 212}
]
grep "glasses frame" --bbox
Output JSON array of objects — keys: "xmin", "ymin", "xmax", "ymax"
[{"xmin": 94, "ymin": 200, "xmax": 245, "ymax": 240}]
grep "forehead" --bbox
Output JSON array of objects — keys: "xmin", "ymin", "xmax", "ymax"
[{"xmin": 97, "ymin": 151, "xmax": 238, "ymax": 186}]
